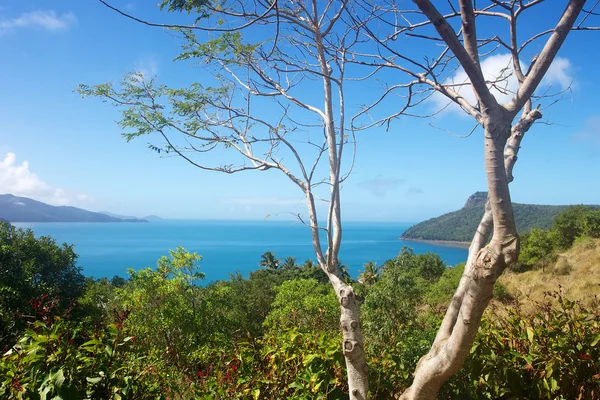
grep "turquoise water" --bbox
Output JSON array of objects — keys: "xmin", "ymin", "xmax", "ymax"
[{"xmin": 13, "ymin": 220, "xmax": 468, "ymax": 283}]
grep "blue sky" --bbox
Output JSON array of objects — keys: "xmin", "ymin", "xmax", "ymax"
[{"xmin": 1, "ymin": 1, "xmax": 599, "ymax": 222}]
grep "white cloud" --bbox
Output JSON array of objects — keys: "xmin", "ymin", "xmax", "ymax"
[
  {"xmin": 432, "ymin": 54, "xmax": 574, "ymax": 114},
  {"xmin": 358, "ymin": 175, "xmax": 405, "ymax": 197},
  {"xmin": 543, "ymin": 57, "xmax": 574, "ymax": 90},
  {"xmin": 0, "ymin": 152, "xmax": 91, "ymax": 206},
  {"xmin": 0, "ymin": 10, "xmax": 77, "ymax": 34},
  {"xmin": 133, "ymin": 57, "xmax": 159, "ymax": 81}
]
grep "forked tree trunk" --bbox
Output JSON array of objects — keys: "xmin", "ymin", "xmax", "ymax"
[
  {"xmin": 399, "ymin": 0, "xmax": 584, "ymax": 396},
  {"xmin": 400, "ymin": 110, "xmax": 520, "ymax": 400}
]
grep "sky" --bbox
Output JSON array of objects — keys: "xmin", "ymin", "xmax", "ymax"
[{"xmin": 1, "ymin": 1, "xmax": 599, "ymax": 222}]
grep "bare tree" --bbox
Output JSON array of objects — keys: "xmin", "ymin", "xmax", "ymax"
[
  {"xmin": 350, "ymin": 1, "xmax": 598, "ymax": 398},
  {"xmin": 78, "ymin": 0, "xmax": 391, "ymax": 397}
]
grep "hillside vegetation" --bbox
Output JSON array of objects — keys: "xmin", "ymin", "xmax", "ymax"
[
  {"xmin": 401, "ymin": 192, "xmax": 595, "ymax": 242},
  {"xmin": 501, "ymin": 237, "xmax": 600, "ymax": 309},
  {"xmin": 1, "ymin": 208, "xmax": 599, "ymax": 399}
]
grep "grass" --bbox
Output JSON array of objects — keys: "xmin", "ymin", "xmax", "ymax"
[{"xmin": 499, "ymin": 237, "xmax": 600, "ymax": 312}]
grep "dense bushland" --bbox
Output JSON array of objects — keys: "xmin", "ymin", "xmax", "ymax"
[
  {"xmin": 1, "ymin": 215, "xmax": 599, "ymax": 399},
  {"xmin": 515, "ymin": 205, "xmax": 600, "ymax": 271}
]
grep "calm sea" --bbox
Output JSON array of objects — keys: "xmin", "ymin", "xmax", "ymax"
[{"xmin": 13, "ymin": 220, "xmax": 468, "ymax": 283}]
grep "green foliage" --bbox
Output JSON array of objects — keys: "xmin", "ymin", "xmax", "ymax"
[
  {"xmin": 445, "ymin": 293, "xmax": 600, "ymax": 399},
  {"xmin": 192, "ymin": 328, "xmax": 347, "ymax": 399},
  {"xmin": 368, "ymin": 326, "xmax": 438, "ymax": 399},
  {"xmin": 426, "ymin": 262, "xmax": 466, "ymax": 306},
  {"xmin": 362, "ymin": 248, "xmax": 443, "ymax": 352},
  {"xmin": 72, "ymin": 277, "xmax": 121, "ymax": 327},
  {"xmin": 115, "ymin": 247, "xmax": 207, "ymax": 362},
  {"xmin": 513, "ymin": 228, "xmax": 556, "ymax": 271},
  {"xmin": 259, "ymin": 251, "xmax": 280, "ymax": 269},
  {"xmin": 160, "ymin": 0, "xmax": 210, "ymax": 15},
  {"xmin": 358, "ymin": 261, "xmax": 380, "ymax": 286},
  {"xmin": 264, "ymin": 279, "xmax": 339, "ymax": 335},
  {"xmin": 0, "ymin": 222, "xmax": 85, "ymax": 348},
  {"xmin": 512, "ymin": 205, "xmax": 600, "ymax": 272},
  {"xmin": 551, "ymin": 205, "xmax": 600, "ymax": 249},
  {"xmin": 384, "ymin": 247, "xmax": 446, "ymax": 282},
  {"xmin": 0, "ymin": 320, "xmax": 180, "ymax": 399},
  {"xmin": 282, "ymin": 256, "xmax": 298, "ymax": 269}
]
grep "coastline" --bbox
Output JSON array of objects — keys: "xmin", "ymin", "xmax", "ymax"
[{"xmin": 401, "ymin": 237, "xmax": 471, "ymax": 249}]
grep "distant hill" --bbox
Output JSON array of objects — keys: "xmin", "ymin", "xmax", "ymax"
[
  {"xmin": 100, "ymin": 211, "xmax": 139, "ymax": 220},
  {"xmin": 401, "ymin": 192, "xmax": 596, "ymax": 242},
  {"xmin": 0, "ymin": 194, "xmax": 148, "ymax": 223},
  {"xmin": 142, "ymin": 215, "xmax": 163, "ymax": 221}
]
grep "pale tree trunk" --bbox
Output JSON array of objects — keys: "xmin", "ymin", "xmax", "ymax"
[
  {"xmin": 305, "ymin": 191, "xmax": 369, "ymax": 400},
  {"xmin": 304, "ymin": 27, "xmax": 369, "ymax": 399},
  {"xmin": 332, "ymin": 275, "xmax": 369, "ymax": 400},
  {"xmin": 400, "ymin": 108, "xmax": 542, "ymax": 400},
  {"xmin": 400, "ymin": 112, "xmax": 516, "ymax": 399},
  {"xmin": 399, "ymin": 1, "xmax": 584, "ymax": 397}
]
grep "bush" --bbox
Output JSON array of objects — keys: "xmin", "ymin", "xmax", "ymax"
[
  {"xmin": 264, "ymin": 279, "xmax": 339, "ymax": 335},
  {"xmin": 0, "ymin": 222, "xmax": 85, "ymax": 349},
  {"xmin": 0, "ymin": 320, "xmax": 182, "ymax": 399},
  {"xmin": 444, "ymin": 293, "xmax": 600, "ymax": 399},
  {"xmin": 513, "ymin": 228, "xmax": 555, "ymax": 272},
  {"xmin": 551, "ymin": 206, "xmax": 600, "ymax": 249}
]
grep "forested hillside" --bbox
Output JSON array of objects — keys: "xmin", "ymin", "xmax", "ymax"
[{"xmin": 401, "ymin": 192, "xmax": 595, "ymax": 242}]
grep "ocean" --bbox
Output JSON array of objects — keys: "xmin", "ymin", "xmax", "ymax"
[{"xmin": 12, "ymin": 220, "xmax": 468, "ymax": 283}]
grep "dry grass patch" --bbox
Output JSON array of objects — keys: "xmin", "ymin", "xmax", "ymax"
[{"xmin": 499, "ymin": 238, "xmax": 600, "ymax": 313}]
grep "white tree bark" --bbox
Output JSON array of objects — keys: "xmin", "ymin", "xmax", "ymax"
[{"xmin": 399, "ymin": 1, "xmax": 585, "ymax": 398}]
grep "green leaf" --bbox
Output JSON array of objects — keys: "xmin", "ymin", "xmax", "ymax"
[
  {"xmin": 252, "ymin": 388, "xmax": 260, "ymax": 400},
  {"xmin": 86, "ymin": 376, "xmax": 102, "ymax": 384},
  {"xmin": 288, "ymin": 382, "xmax": 304, "ymax": 390},
  {"xmin": 550, "ymin": 377, "xmax": 558, "ymax": 392},
  {"xmin": 105, "ymin": 344, "xmax": 113, "ymax": 357},
  {"xmin": 591, "ymin": 333, "xmax": 600, "ymax": 347},
  {"xmin": 303, "ymin": 354, "xmax": 320, "ymax": 366},
  {"xmin": 526, "ymin": 327, "xmax": 534, "ymax": 343}
]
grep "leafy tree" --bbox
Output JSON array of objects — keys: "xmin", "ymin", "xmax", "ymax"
[
  {"xmin": 0, "ymin": 222, "xmax": 85, "ymax": 348},
  {"xmin": 358, "ymin": 261, "xmax": 380, "ymax": 286},
  {"xmin": 259, "ymin": 251, "xmax": 280, "ymax": 270},
  {"xmin": 79, "ymin": 0, "xmax": 379, "ymax": 393},
  {"xmin": 115, "ymin": 247, "xmax": 207, "ymax": 361},
  {"xmin": 362, "ymin": 250, "xmax": 436, "ymax": 353},
  {"xmin": 515, "ymin": 228, "xmax": 556, "ymax": 271},
  {"xmin": 281, "ymin": 256, "xmax": 297, "ymax": 269},
  {"xmin": 264, "ymin": 279, "xmax": 339, "ymax": 335},
  {"xmin": 384, "ymin": 247, "xmax": 446, "ymax": 283},
  {"xmin": 551, "ymin": 205, "xmax": 600, "ymax": 249}
]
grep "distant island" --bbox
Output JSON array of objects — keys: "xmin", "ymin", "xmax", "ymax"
[
  {"xmin": 0, "ymin": 194, "xmax": 151, "ymax": 223},
  {"xmin": 142, "ymin": 215, "xmax": 163, "ymax": 221},
  {"xmin": 402, "ymin": 192, "xmax": 598, "ymax": 243}
]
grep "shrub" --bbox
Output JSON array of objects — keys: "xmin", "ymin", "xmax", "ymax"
[
  {"xmin": 0, "ymin": 222, "xmax": 85, "ymax": 349},
  {"xmin": 444, "ymin": 293, "xmax": 600, "ymax": 399}
]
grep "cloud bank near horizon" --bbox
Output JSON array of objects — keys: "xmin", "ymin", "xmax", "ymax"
[{"xmin": 0, "ymin": 152, "xmax": 91, "ymax": 207}]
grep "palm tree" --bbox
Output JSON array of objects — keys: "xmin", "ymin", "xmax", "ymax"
[
  {"xmin": 358, "ymin": 261, "xmax": 380, "ymax": 286},
  {"xmin": 302, "ymin": 259, "xmax": 316, "ymax": 269},
  {"xmin": 282, "ymin": 256, "xmax": 297, "ymax": 269},
  {"xmin": 259, "ymin": 251, "xmax": 280, "ymax": 269}
]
